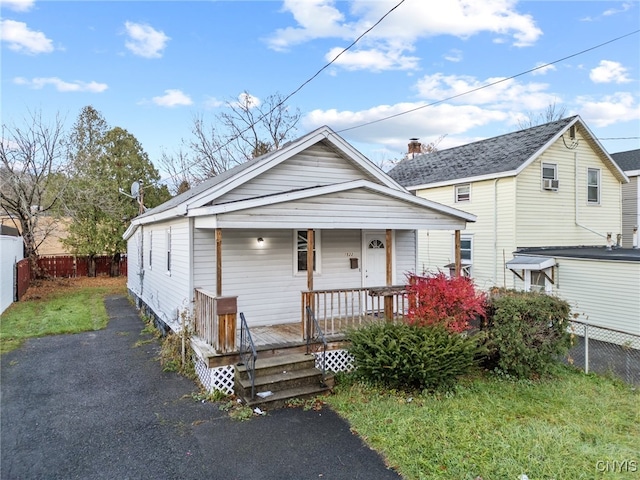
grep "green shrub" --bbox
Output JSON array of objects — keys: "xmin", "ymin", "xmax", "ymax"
[
  {"xmin": 482, "ymin": 290, "xmax": 572, "ymax": 378},
  {"xmin": 347, "ymin": 321, "xmax": 482, "ymax": 391}
]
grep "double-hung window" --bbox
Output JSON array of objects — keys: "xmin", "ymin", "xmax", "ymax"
[
  {"xmin": 455, "ymin": 184, "xmax": 470, "ymax": 202},
  {"xmin": 449, "ymin": 234, "xmax": 473, "ymax": 277},
  {"xmin": 148, "ymin": 231, "xmax": 153, "ymax": 270},
  {"xmin": 295, "ymin": 230, "xmax": 320, "ymax": 274},
  {"xmin": 542, "ymin": 163, "xmax": 558, "ymax": 190},
  {"xmin": 587, "ymin": 168, "xmax": 600, "ymax": 204}
]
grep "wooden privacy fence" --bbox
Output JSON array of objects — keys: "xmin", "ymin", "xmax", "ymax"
[
  {"xmin": 15, "ymin": 258, "xmax": 31, "ymax": 301},
  {"xmin": 37, "ymin": 255, "xmax": 128, "ymax": 278}
]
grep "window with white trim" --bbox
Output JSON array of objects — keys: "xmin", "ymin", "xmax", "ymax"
[
  {"xmin": 455, "ymin": 184, "xmax": 470, "ymax": 202},
  {"xmin": 587, "ymin": 168, "xmax": 600, "ymax": 204},
  {"xmin": 449, "ymin": 234, "xmax": 473, "ymax": 277},
  {"xmin": 541, "ymin": 163, "xmax": 558, "ymax": 190},
  {"xmin": 295, "ymin": 230, "xmax": 320, "ymax": 273},
  {"xmin": 166, "ymin": 227, "xmax": 171, "ymax": 274}
]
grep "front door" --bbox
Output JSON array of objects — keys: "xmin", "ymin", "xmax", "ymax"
[{"xmin": 364, "ymin": 233, "xmax": 387, "ymax": 287}]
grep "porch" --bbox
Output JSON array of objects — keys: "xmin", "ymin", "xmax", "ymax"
[{"xmin": 191, "ymin": 284, "xmax": 410, "ymax": 368}]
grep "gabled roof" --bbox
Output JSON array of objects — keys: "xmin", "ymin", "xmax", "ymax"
[
  {"xmin": 134, "ymin": 125, "xmax": 401, "ymax": 222},
  {"xmin": 123, "ymin": 126, "xmax": 476, "ymax": 239},
  {"xmin": 611, "ymin": 149, "xmax": 640, "ymax": 176},
  {"xmin": 388, "ymin": 115, "xmax": 628, "ymax": 189}
]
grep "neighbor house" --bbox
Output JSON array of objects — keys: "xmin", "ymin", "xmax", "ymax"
[
  {"xmin": 388, "ymin": 116, "xmax": 639, "ymax": 335},
  {"xmin": 611, "ymin": 149, "xmax": 640, "ymax": 248},
  {"xmin": 123, "ymin": 126, "xmax": 476, "ymax": 398}
]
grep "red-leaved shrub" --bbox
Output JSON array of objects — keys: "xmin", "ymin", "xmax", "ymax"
[{"xmin": 406, "ymin": 272, "xmax": 487, "ymax": 333}]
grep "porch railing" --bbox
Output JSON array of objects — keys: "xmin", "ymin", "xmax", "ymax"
[
  {"xmin": 305, "ymin": 306, "xmax": 327, "ymax": 384},
  {"xmin": 301, "ymin": 285, "xmax": 409, "ymax": 337},
  {"xmin": 239, "ymin": 312, "xmax": 257, "ymax": 398},
  {"xmin": 194, "ymin": 288, "xmax": 237, "ymax": 353}
]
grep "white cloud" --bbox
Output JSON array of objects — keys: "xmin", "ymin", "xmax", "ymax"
[
  {"xmin": 576, "ymin": 92, "xmax": 638, "ymax": 127},
  {"xmin": 325, "ymin": 46, "xmax": 419, "ymax": 71},
  {"xmin": 0, "ymin": 19, "xmax": 54, "ymax": 54},
  {"xmin": 443, "ymin": 49, "xmax": 463, "ymax": 63},
  {"xmin": 303, "ymin": 102, "xmax": 508, "ymax": 154},
  {"xmin": 603, "ymin": 2, "xmax": 633, "ymax": 16},
  {"xmin": 13, "ymin": 76, "xmax": 108, "ymax": 92},
  {"xmin": 266, "ymin": 0, "xmax": 542, "ymax": 72},
  {"xmin": 204, "ymin": 96, "xmax": 224, "ymax": 109},
  {"xmin": 234, "ymin": 92, "xmax": 261, "ymax": 109},
  {"xmin": 414, "ymin": 73, "xmax": 556, "ymax": 111},
  {"xmin": 531, "ymin": 62, "xmax": 556, "ymax": 76},
  {"xmin": 2, "ymin": 0, "xmax": 35, "ymax": 12},
  {"xmin": 152, "ymin": 89, "xmax": 192, "ymax": 107},
  {"xmin": 124, "ymin": 21, "xmax": 170, "ymax": 58},
  {"xmin": 589, "ymin": 60, "xmax": 632, "ymax": 84}
]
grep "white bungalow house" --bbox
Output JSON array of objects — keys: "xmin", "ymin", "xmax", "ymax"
[
  {"xmin": 388, "ymin": 116, "xmax": 639, "ymax": 336},
  {"xmin": 123, "ymin": 126, "xmax": 476, "ymax": 399},
  {"xmin": 611, "ymin": 149, "xmax": 640, "ymax": 248}
]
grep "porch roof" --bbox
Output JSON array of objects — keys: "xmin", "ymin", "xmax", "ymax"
[
  {"xmin": 506, "ymin": 256, "xmax": 556, "ymax": 271},
  {"xmin": 189, "ymin": 179, "xmax": 476, "ymax": 231}
]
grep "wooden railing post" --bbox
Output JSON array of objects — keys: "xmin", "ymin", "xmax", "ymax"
[{"xmin": 384, "ymin": 229, "xmax": 393, "ymax": 320}]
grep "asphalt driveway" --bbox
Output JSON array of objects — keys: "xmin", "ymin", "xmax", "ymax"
[{"xmin": 1, "ymin": 295, "xmax": 400, "ymax": 480}]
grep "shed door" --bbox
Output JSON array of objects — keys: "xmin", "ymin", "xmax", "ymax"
[{"xmin": 364, "ymin": 234, "xmax": 386, "ymax": 287}]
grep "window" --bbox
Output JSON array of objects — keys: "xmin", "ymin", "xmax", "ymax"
[
  {"xmin": 541, "ymin": 163, "xmax": 558, "ymax": 190},
  {"xmin": 448, "ymin": 234, "xmax": 473, "ymax": 277},
  {"xmin": 455, "ymin": 184, "xmax": 470, "ymax": 202},
  {"xmin": 166, "ymin": 228, "xmax": 171, "ymax": 273},
  {"xmin": 530, "ymin": 271, "xmax": 546, "ymax": 292},
  {"xmin": 148, "ymin": 231, "xmax": 153, "ymax": 269},
  {"xmin": 295, "ymin": 230, "xmax": 320, "ymax": 273},
  {"xmin": 587, "ymin": 168, "xmax": 600, "ymax": 204}
]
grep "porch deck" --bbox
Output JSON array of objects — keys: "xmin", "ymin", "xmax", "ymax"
[{"xmin": 191, "ymin": 316, "xmax": 380, "ymax": 368}]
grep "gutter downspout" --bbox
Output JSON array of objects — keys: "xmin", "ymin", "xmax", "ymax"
[{"xmin": 574, "ymin": 152, "xmax": 606, "ymax": 239}]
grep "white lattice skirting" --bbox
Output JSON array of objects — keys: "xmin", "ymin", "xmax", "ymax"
[{"xmin": 193, "ymin": 349, "xmax": 354, "ymax": 395}]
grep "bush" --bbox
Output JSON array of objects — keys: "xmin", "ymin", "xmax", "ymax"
[
  {"xmin": 406, "ymin": 273, "xmax": 486, "ymax": 333},
  {"xmin": 481, "ymin": 290, "xmax": 572, "ymax": 378},
  {"xmin": 347, "ymin": 321, "xmax": 483, "ymax": 391}
]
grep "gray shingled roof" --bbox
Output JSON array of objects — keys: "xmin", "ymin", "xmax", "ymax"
[
  {"xmin": 388, "ymin": 116, "xmax": 578, "ymax": 187},
  {"xmin": 611, "ymin": 149, "xmax": 640, "ymax": 173}
]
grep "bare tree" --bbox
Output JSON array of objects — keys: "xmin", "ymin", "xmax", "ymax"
[
  {"xmin": 160, "ymin": 91, "xmax": 301, "ymax": 192},
  {"xmin": 518, "ymin": 102, "xmax": 567, "ymax": 129},
  {"xmin": 0, "ymin": 111, "xmax": 69, "ymax": 270}
]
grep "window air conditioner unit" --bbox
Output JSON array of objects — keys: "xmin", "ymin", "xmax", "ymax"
[{"xmin": 543, "ymin": 179, "xmax": 559, "ymax": 190}]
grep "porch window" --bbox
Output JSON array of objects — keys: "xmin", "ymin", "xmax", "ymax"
[
  {"xmin": 587, "ymin": 168, "xmax": 600, "ymax": 204},
  {"xmin": 295, "ymin": 230, "xmax": 320, "ymax": 273},
  {"xmin": 166, "ymin": 227, "xmax": 171, "ymax": 274},
  {"xmin": 455, "ymin": 184, "xmax": 470, "ymax": 202}
]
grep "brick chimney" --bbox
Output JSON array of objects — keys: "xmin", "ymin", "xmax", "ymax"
[{"xmin": 408, "ymin": 138, "xmax": 422, "ymax": 158}]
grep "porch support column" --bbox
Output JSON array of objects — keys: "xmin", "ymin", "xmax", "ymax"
[
  {"xmin": 306, "ymin": 229, "xmax": 314, "ymax": 293},
  {"xmin": 454, "ymin": 229, "xmax": 461, "ymax": 277},
  {"xmin": 384, "ymin": 229, "xmax": 393, "ymax": 320},
  {"xmin": 216, "ymin": 228, "xmax": 222, "ymax": 296}
]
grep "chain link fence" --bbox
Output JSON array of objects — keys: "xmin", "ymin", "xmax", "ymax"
[{"xmin": 566, "ymin": 321, "xmax": 640, "ymax": 386}]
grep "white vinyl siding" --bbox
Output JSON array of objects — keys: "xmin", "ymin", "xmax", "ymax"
[
  {"xmin": 552, "ymin": 257, "xmax": 640, "ymax": 335},
  {"xmin": 621, "ymin": 175, "xmax": 639, "ymax": 248},
  {"xmin": 132, "ymin": 219, "xmax": 191, "ymax": 330},
  {"xmin": 516, "ymin": 135, "xmax": 621, "ymax": 246},
  {"xmin": 215, "ymin": 143, "xmax": 381, "ymax": 204},
  {"xmin": 414, "ymin": 177, "xmax": 516, "ymax": 289},
  {"xmin": 295, "ymin": 230, "xmax": 320, "ymax": 274},
  {"xmin": 216, "ymin": 188, "xmax": 467, "ymax": 231}
]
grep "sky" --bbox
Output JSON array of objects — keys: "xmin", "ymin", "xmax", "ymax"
[{"xmin": 2, "ymin": 0, "xmax": 639, "ymax": 182}]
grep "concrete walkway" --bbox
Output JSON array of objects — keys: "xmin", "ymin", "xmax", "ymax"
[{"xmin": 1, "ymin": 295, "xmax": 400, "ymax": 480}]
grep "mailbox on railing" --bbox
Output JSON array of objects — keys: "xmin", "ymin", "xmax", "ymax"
[{"xmin": 214, "ymin": 296, "xmax": 237, "ymax": 353}]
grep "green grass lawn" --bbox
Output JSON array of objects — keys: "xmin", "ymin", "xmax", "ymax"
[
  {"xmin": 326, "ymin": 369, "xmax": 639, "ymax": 480},
  {"xmin": 0, "ymin": 278, "xmax": 127, "ymax": 354}
]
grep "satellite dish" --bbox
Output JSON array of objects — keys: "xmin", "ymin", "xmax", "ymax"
[{"xmin": 130, "ymin": 181, "xmax": 140, "ymax": 199}]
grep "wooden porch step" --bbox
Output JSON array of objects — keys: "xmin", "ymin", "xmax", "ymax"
[
  {"xmin": 236, "ymin": 353, "xmax": 316, "ymax": 380},
  {"xmin": 234, "ymin": 352, "xmax": 332, "ymax": 409},
  {"xmin": 241, "ymin": 383, "xmax": 332, "ymax": 410}
]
